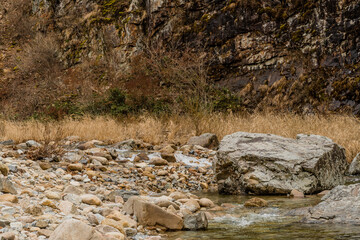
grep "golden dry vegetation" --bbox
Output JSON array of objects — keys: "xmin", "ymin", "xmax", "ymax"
[{"xmin": 0, "ymin": 113, "xmax": 359, "ymax": 162}]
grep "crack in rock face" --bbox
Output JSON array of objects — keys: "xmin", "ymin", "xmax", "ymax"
[{"xmin": 215, "ymin": 132, "xmax": 348, "ymax": 195}]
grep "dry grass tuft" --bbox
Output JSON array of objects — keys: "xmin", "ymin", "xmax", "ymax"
[{"xmin": 0, "ymin": 113, "xmax": 359, "ymax": 161}]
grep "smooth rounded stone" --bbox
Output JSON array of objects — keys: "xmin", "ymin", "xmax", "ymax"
[
  {"xmin": 0, "ymin": 194, "xmax": 18, "ymax": 203},
  {"xmin": 160, "ymin": 145, "xmax": 176, "ymax": 154},
  {"xmin": 149, "ymin": 157, "xmax": 168, "ymax": 166},
  {"xmin": 59, "ymin": 201, "xmax": 78, "ymax": 215},
  {"xmin": 169, "ymin": 192, "xmax": 188, "ymax": 200},
  {"xmin": 67, "ymin": 163, "xmax": 83, "ymax": 171},
  {"xmin": 62, "ymin": 174, "xmax": 72, "ymax": 180},
  {"xmin": 45, "ymin": 191, "xmax": 61, "ymax": 200},
  {"xmin": 81, "ymin": 194, "xmax": 102, "ymax": 206},
  {"xmin": 25, "ymin": 205, "xmax": 43, "ymax": 216},
  {"xmin": 0, "ymin": 163, "xmax": 9, "ymax": 176},
  {"xmin": 1, "ymin": 206, "xmax": 16, "ymax": 215},
  {"xmin": 63, "ymin": 185, "xmax": 85, "ymax": 195},
  {"xmin": 142, "ymin": 171, "xmax": 156, "ymax": 179},
  {"xmin": 101, "ymin": 218, "xmax": 125, "ymax": 234},
  {"xmin": 135, "ymin": 163, "xmax": 148, "ymax": 168},
  {"xmin": 187, "ymin": 133, "xmax": 219, "ymax": 149},
  {"xmin": 36, "ymin": 186, "xmax": 45, "ymax": 192},
  {"xmin": 133, "ymin": 153, "xmax": 149, "ymax": 162},
  {"xmin": 62, "ymin": 152, "xmax": 83, "ymax": 163},
  {"xmin": 77, "ymin": 141, "xmax": 95, "ymax": 150},
  {"xmin": 72, "ymin": 175, "xmax": 84, "ymax": 181},
  {"xmin": 183, "ymin": 199, "xmax": 200, "ymax": 213},
  {"xmin": 302, "ymin": 184, "xmax": 360, "ymax": 224},
  {"xmin": 91, "ymin": 160, "xmax": 102, "ymax": 167},
  {"xmin": 183, "ymin": 212, "xmax": 208, "ymax": 230},
  {"xmin": 0, "ymin": 231, "xmax": 16, "ymax": 240},
  {"xmin": 157, "ymin": 170, "xmax": 168, "ymax": 176},
  {"xmin": 290, "ymin": 189, "xmax": 305, "ymax": 198},
  {"xmin": 161, "ymin": 153, "xmax": 176, "ymax": 163},
  {"xmin": 36, "ymin": 220, "xmax": 49, "ymax": 228},
  {"xmin": 70, "ymin": 180, "xmax": 81, "ymax": 186},
  {"xmin": 199, "ymin": 198, "xmax": 215, "ymax": 208},
  {"xmin": 216, "ymin": 132, "xmax": 348, "ymax": 195},
  {"xmin": 348, "ymin": 153, "xmax": 360, "ymax": 175},
  {"xmin": 89, "ymin": 156, "xmax": 108, "ymax": 165},
  {"xmin": 10, "ymin": 222, "xmax": 22, "ymax": 231},
  {"xmin": 49, "ymin": 219, "xmax": 94, "ymax": 240},
  {"xmin": 18, "ymin": 216, "xmax": 34, "ymax": 223},
  {"xmin": 39, "ymin": 162, "xmax": 52, "ymax": 170},
  {"xmin": 41, "ymin": 199, "xmax": 57, "ymax": 209},
  {"xmin": 55, "ymin": 168, "xmax": 66, "ymax": 175},
  {"xmin": 86, "ymin": 170, "xmax": 99, "ymax": 179},
  {"xmin": 244, "ymin": 197, "xmax": 268, "ymax": 208},
  {"xmin": 30, "ymin": 226, "xmax": 41, "ymax": 232},
  {"xmin": 0, "ymin": 177, "xmax": 17, "ymax": 194},
  {"xmin": 26, "ymin": 140, "xmax": 41, "ymax": 148},
  {"xmin": 83, "ymin": 177, "xmax": 91, "ymax": 183},
  {"xmin": 155, "ymin": 200, "xmax": 180, "ymax": 210}
]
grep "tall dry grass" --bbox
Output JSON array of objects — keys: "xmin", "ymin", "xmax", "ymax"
[{"xmin": 0, "ymin": 113, "xmax": 359, "ymax": 161}]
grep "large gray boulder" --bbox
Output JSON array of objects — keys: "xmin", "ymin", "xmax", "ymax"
[
  {"xmin": 302, "ymin": 183, "xmax": 360, "ymax": 224},
  {"xmin": 215, "ymin": 132, "xmax": 348, "ymax": 195}
]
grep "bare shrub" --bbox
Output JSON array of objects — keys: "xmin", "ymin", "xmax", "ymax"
[
  {"xmin": 19, "ymin": 33, "xmax": 61, "ymax": 76},
  {"xmin": 2, "ymin": 33, "xmax": 64, "ymax": 118},
  {"xmin": 1, "ymin": 0, "xmax": 34, "ymax": 41},
  {"xmin": 26, "ymin": 121, "xmax": 66, "ymax": 160}
]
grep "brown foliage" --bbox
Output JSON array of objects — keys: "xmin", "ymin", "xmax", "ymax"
[
  {"xmin": 1, "ymin": 113, "xmax": 359, "ymax": 162},
  {"xmin": 0, "ymin": 0, "xmax": 34, "ymax": 41}
]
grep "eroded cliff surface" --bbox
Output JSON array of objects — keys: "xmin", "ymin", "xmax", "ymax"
[{"xmin": 1, "ymin": 0, "xmax": 359, "ymax": 116}]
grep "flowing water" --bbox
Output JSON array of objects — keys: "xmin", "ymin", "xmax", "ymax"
[
  {"xmin": 166, "ymin": 194, "xmax": 360, "ymax": 240},
  {"xmin": 115, "ymin": 149, "xmax": 360, "ymax": 239}
]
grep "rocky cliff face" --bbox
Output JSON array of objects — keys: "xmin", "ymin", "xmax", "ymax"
[{"xmin": 1, "ymin": 0, "xmax": 360, "ymax": 115}]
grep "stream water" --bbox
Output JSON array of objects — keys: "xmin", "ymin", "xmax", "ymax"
[
  {"xmin": 114, "ymin": 149, "xmax": 360, "ymax": 239},
  {"xmin": 166, "ymin": 194, "xmax": 360, "ymax": 240}
]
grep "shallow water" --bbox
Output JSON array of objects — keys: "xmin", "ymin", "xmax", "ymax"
[{"xmin": 166, "ymin": 193, "xmax": 360, "ymax": 240}]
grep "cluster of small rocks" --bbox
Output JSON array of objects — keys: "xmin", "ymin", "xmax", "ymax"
[{"xmin": 0, "ymin": 133, "xmax": 219, "ymax": 240}]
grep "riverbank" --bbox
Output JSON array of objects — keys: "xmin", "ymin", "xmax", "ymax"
[{"xmin": 0, "ymin": 114, "xmax": 360, "ymax": 239}]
